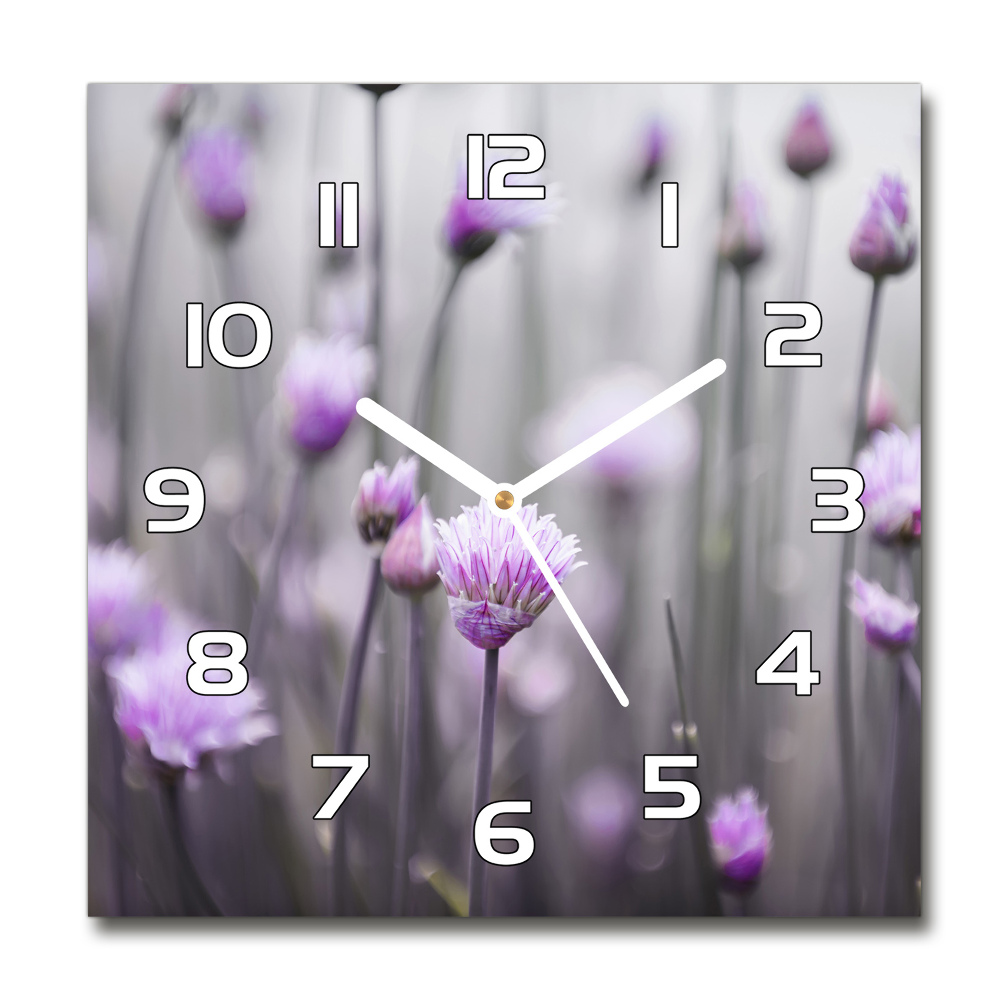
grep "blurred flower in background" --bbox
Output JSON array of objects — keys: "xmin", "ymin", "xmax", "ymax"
[
  {"xmin": 849, "ymin": 174, "xmax": 917, "ymax": 277},
  {"xmin": 157, "ymin": 84, "xmax": 197, "ymax": 139},
  {"xmin": 352, "ymin": 456, "xmax": 419, "ymax": 550},
  {"xmin": 88, "ymin": 542, "xmax": 164, "ymax": 663},
  {"xmin": 708, "ymin": 787, "xmax": 773, "ymax": 887},
  {"xmin": 784, "ymin": 100, "xmax": 833, "ymax": 178},
  {"xmin": 636, "ymin": 118, "xmax": 671, "ymax": 193},
  {"xmin": 277, "ymin": 334, "xmax": 375, "ymax": 455},
  {"xmin": 720, "ymin": 181, "xmax": 767, "ymax": 269},
  {"xmin": 866, "ymin": 369, "xmax": 897, "ymax": 433},
  {"xmin": 504, "ymin": 634, "xmax": 575, "ymax": 717},
  {"xmin": 180, "ymin": 127, "xmax": 253, "ymax": 237},
  {"xmin": 107, "ymin": 618, "xmax": 278, "ymax": 774},
  {"xmin": 566, "ymin": 767, "xmax": 637, "ymax": 863},
  {"xmin": 532, "ymin": 367, "xmax": 700, "ymax": 488},
  {"xmin": 381, "ymin": 497, "xmax": 440, "ymax": 595},
  {"xmin": 435, "ymin": 500, "xmax": 581, "ymax": 649},
  {"xmin": 848, "ymin": 573, "xmax": 919, "ymax": 651},
  {"xmin": 856, "ymin": 424, "xmax": 921, "ymax": 544}
]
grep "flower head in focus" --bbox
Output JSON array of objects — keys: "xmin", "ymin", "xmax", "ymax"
[
  {"xmin": 532, "ymin": 367, "xmax": 700, "ymax": 488},
  {"xmin": 352, "ymin": 457, "xmax": 419, "ymax": 551},
  {"xmin": 848, "ymin": 573, "xmax": 919, "ymax": 652},
  {"xmin": 434, "ymin": 499, "xmax": 581, "ymax": 650},
  {"xmin": 856, "ymin": 424, "xmax": 920, "ymax": 544},
  {"xmin": 157, "ymin": 84, "xmax": 197, "ymax": 139},
  {"xmin": 708, "ymin": 787, "xmax": 773, "ymax": 888},
  {"xmin": 277, "ymin": 333, "xmax": 375, "ymax": 455},
  {"xmin": 443, "ymin": 160, "xmax": 558, "ymax": 262},
  {"xmin": 381, "ymin": 497, "xmax": 440, "ymax": 595},
  {"xmin": 720, "ymin": 181, "xmax": 767, "ymax": 269},
  {"xmin": 107, "ymin": 618, "xmax": 277, "ymax": 773},
  {"xmin": 784, "ymin": 100, "xmax": 832, "ymax": 178},
  {"xmin": 88, "ymin": 542, "xmax": 164, "ymax": 663},
  {"xmin": 636, "ymin": 118, "xmax": 671, "ymax": 193},
  {"xmin": 180, "ymin": 127, "xmax": 252, "ymax": 237},
  {"xmin": 566, "ymin": 767, "xmax": 637, "ymax": 863},
  {"xmin": 849, "ymin": 174, "xmax": 917, "ymax": 277}
]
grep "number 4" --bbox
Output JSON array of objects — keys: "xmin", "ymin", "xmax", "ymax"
[
  {"xmin": 756, "ymin": 631, "xmax": 819, "ymax": 696},
  {"xmin": 311, "ymin": 755, "xmax": 370, "ymax": 820}
]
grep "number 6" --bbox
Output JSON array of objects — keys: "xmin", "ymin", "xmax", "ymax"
[{"xmin": 474, "ymin": 801, "xmax": 535, "ymax": 866}]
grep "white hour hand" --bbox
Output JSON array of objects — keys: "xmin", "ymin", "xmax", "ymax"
[
  {"xmin": 356, "ymin": 398, "xmax": 498, "ymax": 501},
  {"xmin": 514, "ymin": 358, "xmax": 727, "ymax": 499},
  {"xmin": 508, "ymin": 513, "xmax": 629, "ymax": 707}
]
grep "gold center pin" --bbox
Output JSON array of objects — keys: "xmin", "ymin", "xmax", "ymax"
[{"xmin": 495, "ymin": 490, "xmax": 515, "ymax": 510}]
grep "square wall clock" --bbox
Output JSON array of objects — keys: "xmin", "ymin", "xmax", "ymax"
[{"xmin": 87, "ymin": 82, "xmax": 921, "ymax": 917}]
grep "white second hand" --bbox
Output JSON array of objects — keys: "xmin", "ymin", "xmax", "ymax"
[{"xmin": 509, "ymin": 513, "xmax": 629, "ymax": 707}]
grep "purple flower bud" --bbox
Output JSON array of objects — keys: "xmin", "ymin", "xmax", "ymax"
[
  {"xmin": 856, "ymin": 424, "xmax": 921, "ymax": 544},
  {"xmin": 637, "ymin": 118, "xmax": 670, "ymax": 192},
  {"xmin": 88, "ymin": 543, "xmax": 165, "ymax": 662},
  {"xmin": 866, "ymin": 369, "xmax": 897, "ymax": 433},
  {"xmin": 380, "ymin": 497, "xmax": 440, "ymax": 595},
  {"xmin": 107, "ymin": 617, "xmax": 277, "ymax": 773},
  {"xmin": 848, "ymin": 573, "xmax": 919, "ymax": 652},
  {"xmin": 277, "ymin": 334, "xmax": 375, "ymax": 455},
  {"xmin": 180, "ymin": 127, "xmax": 252, "ymax": 237},
  {"xmin": 719, "ymin": 182, "xmax": 767, "ymax": 269},
  {"xmin": 784, "ymin": 101, "xmax": 832, "ymax": 178},
  {"xmin": 849, "ymin": 174, "xmax": 917, "ymax": 277},
  {"xmin": 157, "ymin": 84, "xmax": 196, "ymax": 139},
  {"xmin": 352, "ymin": 457, "xmax": 419, "ymax": 551},
  {"xmin": 434, "ymin": 499, "xmax": 581, "ymax": 650},
  {"xmin": 708, "ymin": 787, "xmax": 773, "ymax": 887}
]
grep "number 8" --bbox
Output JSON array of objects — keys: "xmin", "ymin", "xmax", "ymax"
[{"xmin": 187, "ymin": 631, "xmax": 250, "ymax": 696}]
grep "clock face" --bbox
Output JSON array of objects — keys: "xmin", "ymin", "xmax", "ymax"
[{"xmin": 87, "ymin": 82, "xmax": 921, "ymax": 918}]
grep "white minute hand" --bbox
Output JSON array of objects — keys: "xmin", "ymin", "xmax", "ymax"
[
  {"xmin": 513, "ymin": 358, "xmax": 727, "ymax": 500},
  {"xmin": 355, "ymin": 398, "xmax": 498, "ymax": 501}
]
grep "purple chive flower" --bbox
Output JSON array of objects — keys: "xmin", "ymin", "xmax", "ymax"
[
  {"xmin": 856, "ymin": 424, "xmax": 921, "ymax": 544},
  {"xmin": 434, "ymin": 499, "xmax": 581, "ymax": 650},
  {"xmin": 719, "ymin": 181, "xmax": 767, "ymax": 269},
  {"xmin": 848, "ymin": 573, "xmax": 919, "ymax": 652},
  {"xmin": 107, "ymin": 618, "xmax": 277, "ymax": 773},
  {"xmin": 637, "ymin": 118, "xmax": 670, "ymax": 191},
  {"xmin": 157, "ymin": 84, "xmax": 196, "ymax": 139},
  {"xmin": 784, "ymin": 100, "xmax": 833, "ymax": 178},
  {"xmin": 708, "ymin": 787, "xmax": 773, "ymax": 887},
  {"xmin": 849, "ymin": 174, "xmax": 917, "ymax": 277},
  {"xmin": 277, "ymin": 334, "xmax": 375, "ymax": 456},
  {"xmin": 566, "ymin": 767, "xmax": 637, "ymax": 862},
  {"xmin": 533, "ymin": 367, "xmax": 700, "ymax": 487},
  {"xmin": 352, "ymin": 457, "xmax": 419, "ymax": 551},
  {"xmin": 443, "ymin": 162, "xmax": 557, "ymax": 261},
  {"xmin": 866, "ymin": 369, "xmax": 897, "ymax": 433},
  {"xmin": 380, "ymin": 497, "xmax": 440, "ymax": 595},
  {"xmin": 88, "ymin": 542, "xmax": 165, "ymax": 663},
  {"xmin": 180, "ymin": 127, "xmax": 252, "ymax": 235}
]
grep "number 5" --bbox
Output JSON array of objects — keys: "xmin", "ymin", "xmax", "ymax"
[{"xmin": 643, "ymin": 755, "xmax": 701, "ymax": 820}]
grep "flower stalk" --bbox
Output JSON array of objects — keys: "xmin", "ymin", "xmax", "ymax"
[{"xmin": 468, "ymin": 646, "xmax": 500, "ymax": 917}]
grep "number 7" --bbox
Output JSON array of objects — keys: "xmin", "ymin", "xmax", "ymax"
[{"xmin": 311, "ymin": 755, "xmax": 370, "ymax": 820}]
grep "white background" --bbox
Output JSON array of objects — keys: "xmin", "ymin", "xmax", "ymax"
[{"xmin": 1, "ymin": 1, "xmax": 993, "ymax": 995}]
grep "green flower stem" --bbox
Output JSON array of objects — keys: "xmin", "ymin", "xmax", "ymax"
[
  {"xmin": 161, "ymin": 777, "xmax": 223, "ymax": 916},
  {"xmin": 468, "ymin": 646, "xmax": 500, "ymax": 917},
  {"xmin": 834, "ymin": 277, "xmax": 884, "ymax": 915}
]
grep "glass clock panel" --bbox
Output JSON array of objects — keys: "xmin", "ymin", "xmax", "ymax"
[{"xmin": 87, "ymin": 82, "xmax": 921, "ymax": 917}]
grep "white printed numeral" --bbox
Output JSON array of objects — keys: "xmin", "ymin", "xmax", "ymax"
[
  {"xmin": 661, "ymin": 182, "xmax": 679, "ymax": 248},
  {"xmin": 466, "ymin": 134, "xmax": 546, "ymax": 201},
  {"xmin": 756, "ymin": 631, "xmax": 819, "ymax": 696},
  {"xmin": 187, "ymin": 630, "xmax": 250, "ymax": 696},
  {"xmin": 474, "ymin": 801, "xmax": 535, "ymax": 866},
  {"xmin": 311, "ymin": 755, "xmax": 371, "ymax": 820},
  {"xmin": 144, "ymin": 468, "xmax": 205, "ymax": 533},
  {"xmin": 643, "ymin": 755, "xmax": 701, "ymax": 820},
  {"xmin": 186, "ymin": 301, "xmax": 272, "ymax": 369},
  {"xmin": 811, "ymin": 467, "xmax": 865, "ymax": 533},
  {"xmin": 318, "ymin": 182, "xmax": 359, "ymax": 248},
  {"xmin": 764, "ymin": 302, "xmax": 823, "ymax": 367}
]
